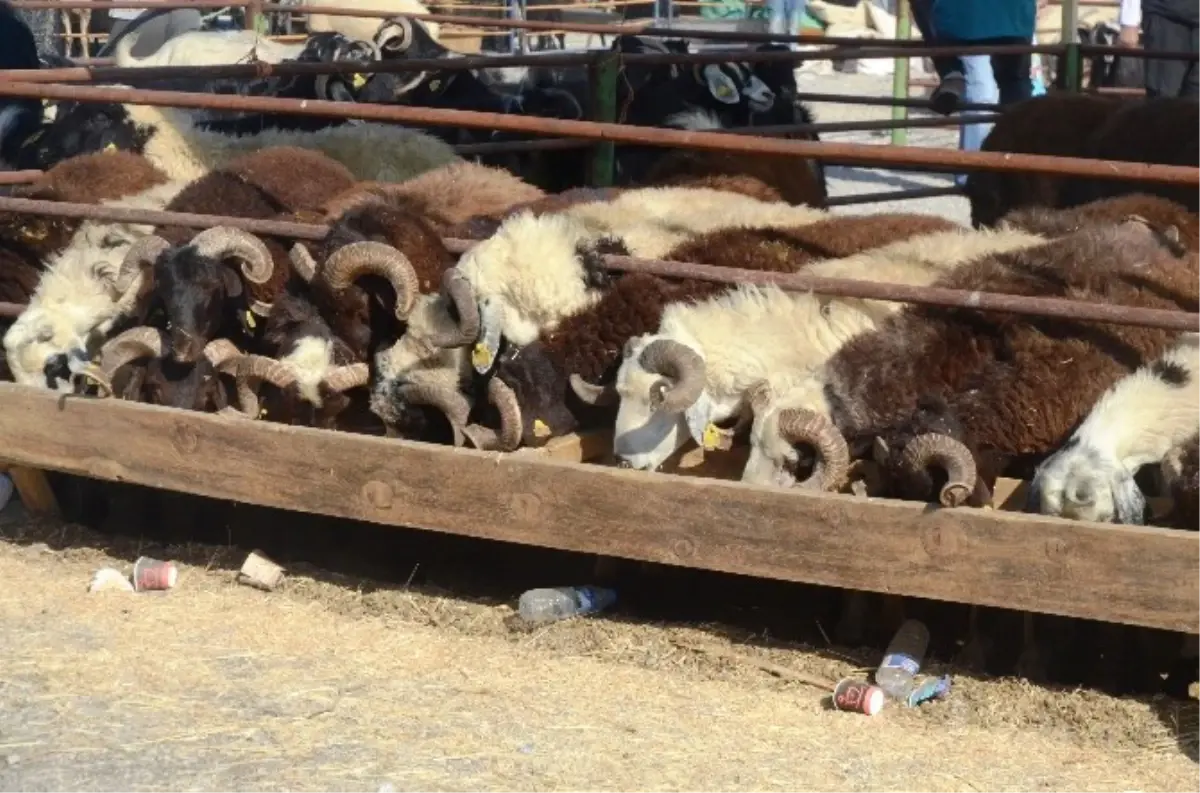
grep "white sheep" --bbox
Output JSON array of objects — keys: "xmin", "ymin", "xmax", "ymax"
[
  {"xmin": 1027, "ymin": 333, "xmax": 1200, "ymax": 524},
  {"xmin": 3, "ymin": 179, "xmax": 188, "ymax": 390},
  {"xmin": 114, "ymin": 28, "xmax": 308, "ymax": 68}
]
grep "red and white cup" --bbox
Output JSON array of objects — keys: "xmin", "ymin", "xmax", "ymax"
[
  {"xmin": 132, "ymin": 556, "xmax": 177, "ymax": 592},
  {"xmin": 832, "ymin": 678, "xmax": 885, "ymax": 716}
]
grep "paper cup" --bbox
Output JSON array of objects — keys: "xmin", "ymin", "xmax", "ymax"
[
  {"xmin": 832, "ymin": 678, "xmax": 885, "ymax": 716},
  {"xmin": 132, "ymin": 557, "xmax": 177, "ymax": 592}
]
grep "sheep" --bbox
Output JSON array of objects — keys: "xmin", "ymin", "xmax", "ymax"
[
  {"xmin": 1160, "ymin": 434, "xmax": 1199, "ymax": 530},
  {"xmin": 3, "ymin": 100, "xmax": 156, "ymax": 172},
  {"xmin": 319, "ymin": 160, "xmax": 546, "ymax": 236},
  {"xmin": 2, "ymin": 177, "xmax": 188, "ymax": 390},
  {"xmin": 22, "ymin": 98, "xmax": 461, "ymax": 185},
  {"xmin": 1067, "ymin": 97, "xmax": 1200, "ymax": 212},
  {"xmin": 965, "ymin": 93, "xmax": 1124, "ymax": 228},
  {"xmin": 491, "ymin": 214, "xmax": 962, "ymax": 449},
  {"xmin": 113, "ymin": 28, "xmax": 308, "ymax": 68},
  {"xmin": 745, "ymin": 220, "xmax": 1197, "ymax": 511},
  {"xmin": 0, "ymin": 150, "xmax": 168, "ymax": 260},
  {"xmin": 1027, "ymin": 333, "xmax": 1199, "ymax": 525},
  {"xmin": 610, "ymin": 224, "xmax": 1047, "ymax": 473},
  {"xmin": 301, "ymin": 0, "xmax": 441, "ymax": 45},
  {"xmin": 999, "ymin": 194, "xmax": 1200, "ymax": 252}
]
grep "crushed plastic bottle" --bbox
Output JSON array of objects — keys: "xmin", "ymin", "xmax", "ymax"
[
  {"xmin": 874, "ymin": 619, "xmax": 930, "ymax": 700},
  {"xmin": 517, "ymin": 586, "xmax": 616, "ymax": 624},
  {"xmin": 904, "ymin": 673, "xmax": 952, "ymax": 707}
]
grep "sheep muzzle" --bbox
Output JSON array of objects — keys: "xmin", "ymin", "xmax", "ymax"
[
  {"xmin": 637, "ymin": 339, "xmax": 705, "ymax": 414},
  {"xmin": 900, "ymin": 433, "xmax": 977, "ymax": 508},
  {"xmin": 777, "ymin": 408, "xmax": 850, "ymax": 492}
]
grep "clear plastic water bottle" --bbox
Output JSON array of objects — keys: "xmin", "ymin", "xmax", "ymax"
[
  {"xmin": 875, "ymin": 619, "xmax": 930, "ymax": 700},
  {"xmin": 517, "ymin": 586, "xmax": 616, "ymax": 624}
]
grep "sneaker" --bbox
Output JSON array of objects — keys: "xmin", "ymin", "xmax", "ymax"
[{"xmin": 930, "ymin": 70, "xmax": 966, "ymax": 115}]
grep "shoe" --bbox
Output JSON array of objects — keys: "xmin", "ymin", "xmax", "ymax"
[{"xmin": 930, "ymin": 70, "xmax": 965, "ymax": 115}]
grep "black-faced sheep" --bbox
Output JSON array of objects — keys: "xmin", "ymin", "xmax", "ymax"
[
  {"xmin": 999, "ymin": 194, "xmax": 1200, "ymax": 252},
  {"xmin": 965, "ymin": 93, "xmax": 1124, "ymax": 228},
  {"xmin": 490, "ymin": 214, "xmax": 963, "ymax": 449},
  {"xmin": 608, "ymin": 224, "xmax": 1047, "ymax": 473}
]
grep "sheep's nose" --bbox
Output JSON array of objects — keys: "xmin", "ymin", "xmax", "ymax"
[{"xmin": 43, "ymin": 353, "xmax": 70, "ymax": 387}]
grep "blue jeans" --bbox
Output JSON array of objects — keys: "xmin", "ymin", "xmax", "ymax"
[{"xmin": 767, "ymin": 0, "xmax": 806, "ymax": 44}]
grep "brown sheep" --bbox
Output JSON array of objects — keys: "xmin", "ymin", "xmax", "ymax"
[
  {"xmin": 0, "ymin": 149, "xmax": 169, "ymax": 259},
  {"xmin": 488, "ymin": 213, "xmax": 963, "ymax": 448},
  {"xmin": 772, "ymin": 220, "xmax": 1198, "ymax": 510},
  {"xmin": 965, "ymin": 93, "xmax": 1125, "ymax": 228},
  {"xmin": 642, "ymin": 148, "xmax": 827, "ymax": 208},
  {"xmin": 999, "ymin": 194, "xmax": 1199, "ymax": 252}
]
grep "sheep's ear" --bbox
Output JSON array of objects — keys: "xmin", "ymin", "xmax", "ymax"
[
  {"xmin": 700, "ymin": 64, "xmax": 741, "ymax": 105},
  {"xmin": 1112, "ymin": 469, "xmax": 1148, "ymax": 525},
  {"xmin": 684, "ymin": 391, "xmax": 717, "ymax": 449}
]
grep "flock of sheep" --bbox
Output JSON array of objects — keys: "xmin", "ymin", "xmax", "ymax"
[{"xmin": 0, "ymin": 3, "xmax": 1197, "ymax": 688}]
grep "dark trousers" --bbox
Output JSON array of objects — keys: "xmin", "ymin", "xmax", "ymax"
[
  {"xmin": 1143, "ymin": 10, "xmax": 1199, "ymax": 98},
  {"xmin": 931, "ymin": 36, "xmax": 1035, "ymax": 106}
]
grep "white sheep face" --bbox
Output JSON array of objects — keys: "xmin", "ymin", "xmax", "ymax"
[
  {"xmin": 4, "ymin": 302, "xmax": 108, "ymax": 391},
  {"xmin": 612, "ymin": 335, "xmax": 716, "ymax": 472},
  {"xmin": 1028, "ymin": 440, "xmax": 1147, "ymax": 524}
]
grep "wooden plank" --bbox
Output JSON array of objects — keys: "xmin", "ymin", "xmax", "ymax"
[{"xmin": 0, "ymin": 383, "xmax": 1193, "ymax": 633}]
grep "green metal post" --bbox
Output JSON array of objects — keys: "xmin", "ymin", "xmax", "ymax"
[
  {"xmin": 588, "ymin": 50, "xmax": 618, "ymax": 188},
  {"xmin": 890, "ymin": 0, "xmax": 911, "ymax": 146},
  {"xmin": 1060, "ymin": 0, "xmax": 1082, "ymax": 91}
]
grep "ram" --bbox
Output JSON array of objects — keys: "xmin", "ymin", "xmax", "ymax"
[
  {"xmin": 3, "ymin": 177, "xmax": 188, "ymax": 390},
  {"xmin": 489, "ymin": 213, "xmax": 962, "ymax": 449},
  {"xmin": 998, "ymin": 193, "xmax": 1199, "ymax": 252},
  {"xmin": 609, "ymin": 224, "xmax": 1044, "ymax": 474},
  {"xmin": 1160, "ymin": 434, "xmax": 1199, "ymax": 530}
]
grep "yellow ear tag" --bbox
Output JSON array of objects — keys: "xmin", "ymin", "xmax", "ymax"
[
  {"xmin": 351, "ymin": 73, "xmax": 367, "ymax": 89},
  {"xmin": 532, "ymin": 419, "xmax": 551, "ymax": 439},
  {"xmin": 244, "ymin": 310, "xmax": 257, "ymax": 329},
  {"xmin": 22, "ymin": 225, "xmax": 48, "ymax": 242},
  {"xmin": 702, "ymin": 422, "xmax": 722, "ymax": 451},
  {"xmin": 471, "ymin": 342, "xmax": 492, "ymax": 370},
  {"xmin": 103, "ymin": 142, "xmax": 117, "ymax": 152},
  {"xmin": 429, "ymin": 79, "xmax": 442, "ymax": 92},
  {"xmin": 259, "ymin": 407, "xmax": 268, "ymax": 418}
]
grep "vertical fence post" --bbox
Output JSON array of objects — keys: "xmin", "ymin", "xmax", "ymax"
[
  {"xmin": 588, "ymin": 50, "xmax": 618, "ymax": 187},
  {"xmin": 1059, "ymin": 0, "xmax": 1082, "ymax": 91},
  {"xmin": 890, "ymin": 0, "xmax": 911, "ymax": 146},
  {"xmin": 244, "ymin": 0, "xmax": 264, "ymax": 33}
]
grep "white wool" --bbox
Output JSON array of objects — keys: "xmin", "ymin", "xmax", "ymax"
[
  {"xmin": 115, "ymin": 29, "xmax": 306, "ymax": 68},
  {"xmin": 123, "ymin": 101, "xmax": 459, "ymax": 184},
  {"xmin": 3, "ymin": 179, "xmax": 188, "ymax": 390},
  {"xmin": 281, "ymin": 335, "xmax": 335, "ymax": 407},
  {"xmin": 1029, "ymin": 333, "xmax": 1200, "ymax": 524}
]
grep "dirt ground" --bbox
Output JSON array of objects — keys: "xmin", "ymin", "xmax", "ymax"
[{"xmin": 0, "ymin": 504, "xmax": 1195, "ymax": 793}]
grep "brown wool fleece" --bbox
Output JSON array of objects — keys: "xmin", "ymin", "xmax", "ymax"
[
  {"xmin": 642, "ymin": 149, "xmax": 825, "ymax": 207},
  {"xmin": 821, "ymin": 223, "xmax": 1198, "ymax": 500},
  {"xmin": 966, "ymin": 93, "xmax": 1123, "ymax": 228},
  {"xmin": 1001, "ymin": 194, "xmax": 1200, "ymax": 252}
]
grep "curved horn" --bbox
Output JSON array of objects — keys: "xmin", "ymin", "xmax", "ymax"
[
  {"xmin": 190, "ymin": 226, "xmax": 274, "ymax": 286},
  {"xmin": 638, "ymin": 339, "xmax": 705, "ymax": 414},
  {"xmin": 99, "ymin": 325, "xmax": 166, "ymax": 379},
  {"xmin": 901, "ymin": 433, "xmax": 977, "ymax": 508},
  {"xmin": 202, "ymin": 338, "xmax": 242, "ymax": 370},
  {"xmin": 463, "ymin": 377, "xmax": 523, "ymax": 452},
  {"xmin": 227, "ymin": 354, "xmax": 298, "ymax": 418},
  {"xmin": 375, "ymin": 16, "xmax": 413, "ymax": 52},
  {"xmin": 747, "ymin": 380, "xmax": 773, "ymax": 415},
  {"xmin": 113, "ymin": 234, "xmax": 170, "ymax": 296},
  {"xmin": 777, "ymin": 408, "xmax": 850, "ymax": 492},
  {"xmin": 323, "ymin": 362, "xmax": 370, "ymax": 393},
  {"xmin": 321, "ymin": 241, "xmax": 418, "ymax": 320},
  {"xmin": 396, "ymin": 381, "xmax": 473, "ymax": 444},
  {"xmin": 569, "ymin": 373, "xmax": 619, "ymax": 407},
  {"xmin": 430, "ymin": 269, "xmax": 481, "ymax": 348},
  {"xmin": 289, "ymin": 243, "xmax": 318, "ymax": 283}
]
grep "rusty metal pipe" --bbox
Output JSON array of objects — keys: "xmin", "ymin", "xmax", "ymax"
[
  {"xmin": 0, "ymin": 82, "xmax": 1194, "ymax": 185},
  {"xmin": 0, "ymin": 170, "xmax": 43, "ymax": 186},
  {"xmin": 824, "ymin": 186, "xmax": 961, "ymax": 207},
  {"xmin": 794, "ymin": 91, "xmax": 1001, "ymax": 112},
  {"xmin": 0, "ymin": 196, "xmax": 329, "ymax": 240}
]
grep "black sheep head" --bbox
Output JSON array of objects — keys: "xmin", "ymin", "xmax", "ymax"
[
  {"xmin": 493, "ymin": 341, "xmax": 581, "ymax": 446},
  {"xmin": 869, "ymin": 395, "xmax": 986, "ymax": 508},
  {"xmin": 14, "ymin": 101, "xmax": 153, "ymax": 171},
  {"xmin": 149, "ymin": 227, "xmax": 275, "ymax": 364}
]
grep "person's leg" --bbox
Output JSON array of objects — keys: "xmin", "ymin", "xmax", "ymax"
[
  {"xmin": 1182, "ymin": 22, "xmax": 1199, "ymax": 98},
  {"xmin": 1142, "ymin": 10, "xmax": 1189, "ymax": 97},
  {"xmin": 766, "ymin": 0, "xmax": 788, "ymax": 37},
  {"xmin": 956, "ymin": 52, "xmax": 998, "ymax": 186},
  {"xmin": 990, "ymin": 40, "xmax": 1033, "ymax": 105}
]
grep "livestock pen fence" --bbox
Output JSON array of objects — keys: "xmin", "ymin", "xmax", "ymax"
[{"xmin": 0, "ymin": 14, "xmax": 1197, "ymax": 642}]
